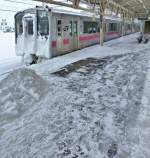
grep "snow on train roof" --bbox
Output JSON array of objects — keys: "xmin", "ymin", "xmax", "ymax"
[
  {"xmin": 15, "ymin": 6, "xmax": 122, "ymax": 21},
  {"xmin": 50, "ymin": 6, "xmax": 122, "ymax": 21}
]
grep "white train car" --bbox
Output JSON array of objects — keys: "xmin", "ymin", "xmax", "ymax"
[{"xmin": 15, "ymin": 6, "xmax": 138, "ymax": 64}]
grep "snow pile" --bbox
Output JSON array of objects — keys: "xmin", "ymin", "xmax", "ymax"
[{"xmin": 0, "ymin": 68, "xmax": 49, "ymax": 124}]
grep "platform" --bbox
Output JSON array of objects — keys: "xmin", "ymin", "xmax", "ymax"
[{"xmin": 0, "ymin": 33, "xmax": 150, "ymax": 158}]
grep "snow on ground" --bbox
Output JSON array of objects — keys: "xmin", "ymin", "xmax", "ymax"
[
  {"xmin": 129, "ymin": 51, "xmax": 150, "ymax": 158},
  {"xmin": 0, "ymin": 33, "xmax": 150, "ymax": 158},
  {"xmin": 0, "ymin": 32, "xmax": 22, "ymax": 78},
  {"xmin": 0, "ymin": 32, "xmax": 16, "ymax": 60}
]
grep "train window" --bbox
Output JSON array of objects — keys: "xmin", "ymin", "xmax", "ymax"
[
  {"xmin": 15, "ymin": 14, "xmax": 24, "ymax": 36},
  {"xmin": 69, "ymin": 21, "xmax": 73, "ymax": 36},
  {"xmin": 84, "ymin": 22, "xmax": 92, "ymax": 33},
  {"xmin": 109, "ymin": 23, "xmax": 117, "ymax": 31},
  {"xmin": 28, "ymin": 20, "xmax": 33, "ymax": 35},
  {"xmin": 57, "ymin": 20, "xmax": 62, "ymax": 36},
  {"xmin": 74, "ymin": 21, "xmax": 77, "ymax": 35},
  {"xmin": 37, "ymin": 10, "xmax": 49, "ymax": 36},
  {"xmin": 92, "ymin": 22, "xmax": 98, "ymax": 33},
  {"xmin": 83, "ymin": 22, "xmax": 98, "ymax": 34},
  {"xmin": 17, "ymin": 23, "xmax": 23, "ymax": 35},
  {"xmin": 127, "ymin": 24, "xmax": 131, "ymax": 30},
  {"xmin": 57, "ymin": 20, "xmax": 61, "ymax": 25}
]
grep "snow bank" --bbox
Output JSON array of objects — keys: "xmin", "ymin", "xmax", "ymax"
[{"xmin": 0, "ymin": 68, "xmax": 49, "ymax": 124}]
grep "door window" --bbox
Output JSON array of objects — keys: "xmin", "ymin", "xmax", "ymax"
[
  {"xmin": 15, "ymin": 13, "xmax": 24, "ymax": 37},
  {"xmin": 57, "ymin": 20, "xmax": 62, "ymax": 36},
  {"xmin": 74, "ymin": 21, "xmax": 77, "ymax": 35},
  {"xmin": 69, "ymin": 21, "xmax": 73, "ymax": 36},
  {"xmin": 28, "ymin": 20, "xmax": 33, "ymax": 35}
]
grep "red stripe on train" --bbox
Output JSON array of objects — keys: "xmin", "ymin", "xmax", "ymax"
[
  {"xmin": 79, "ymin": 34, "xmax": 99, "ymax": 42},
  {"xmin": 51, "ymin": 39, "xmax": 70, "ymax": 48},
  {"xmin": 106, "ymin": 32, "xmax": 120, "ymax": 38},
  {"xmin": 63, "ymin": 39, "xmax": 69, "ymax": 45},
  {"xmin": 106, "ymin": 31, "xmax": 119, "ymax": 36},
  {"xmin": 52, "ymin": 41, "xmax": 56, "ymax": 48}
]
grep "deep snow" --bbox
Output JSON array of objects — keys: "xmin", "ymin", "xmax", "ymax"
[{"xmin": 0, "ymin": 33, "xmax": 150, "ymax": 158}]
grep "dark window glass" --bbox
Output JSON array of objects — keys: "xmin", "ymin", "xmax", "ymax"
[
  {"xmin": 28, "ymin": 20, "xmax": 33, "ymax": 35},
  {"xmin": 37, "ymin": 10, "xmax": 49, "ymax": 36},
  {"xmin": 15, "ymin": 14, "xmax": 24, "ymax": 36},
  {"xmin": 83, "ymin": 21, "xmax": 98, "ymax": 34},
  {"xmin": 57, "ymin": 20, "xmax": 61, "ymax": 25},
  {"xmin": 69, "ymin": 21, "xmax": 73, "ymax": 36},
  {"xmin": 127, "ymin": 24, "xmax": 131, "ymax": 30},
  {"xmin": 92, "ymin": 22, "xmax": 98, "ymax": 33},
  {"xmin": 109, "ymin": 23, "xmax": 117, "ymax": 31},
  {"xmin": 57, "ymin": 20, "xmax": 62, "ymax": 36},
  {"xmin": 74, "ymin": 21, "xmax": 77, "ymax": 34}
]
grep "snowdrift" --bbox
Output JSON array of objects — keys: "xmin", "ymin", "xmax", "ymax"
[{"xmin": 0, "ymin": 68, "xmax": 49, "ymax": 123}]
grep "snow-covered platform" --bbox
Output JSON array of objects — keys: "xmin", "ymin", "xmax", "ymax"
[{"xmin": 0, "ymin": 33, "xmax": 150, "ymax": 158}]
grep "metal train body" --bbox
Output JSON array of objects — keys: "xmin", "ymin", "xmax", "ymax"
[
  {"xmin": 15, "ymin": 6, "xmax": 139, "ymax": 63},
  {"xmin": 143, "ymin": 20, "xmax": 150, "ymax": 39}
]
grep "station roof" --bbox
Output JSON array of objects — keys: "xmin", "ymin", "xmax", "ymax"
[
  {"xmin": 34, "ymin": 0, "xmax": 150, "ymax": 18},
  {"xmin": 112, "ymin": 0, "xmax": 150, "ymax": 18}
]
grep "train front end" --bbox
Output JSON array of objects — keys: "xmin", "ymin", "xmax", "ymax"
[{"xmin": 15, "ymin": 7, "xmax": 51, "ymax": 64}]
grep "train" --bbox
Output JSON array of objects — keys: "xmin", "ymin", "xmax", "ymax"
[
  {"xmin": 15, "ymin": 6, "xmax": 140, "ymax": 64},
  {"xmin": 143, "ymin": 20, "xmax": 150, "ymax": 38}
]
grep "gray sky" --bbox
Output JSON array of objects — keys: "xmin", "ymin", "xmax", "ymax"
[
  {"xmin": 0, "ymin": 0, "xmax": 74, "ymax": 26},
  {"xmin": 0, "ymin": 0, "xmax": 91, "ymax": 26},
  {"xmin": 0, "ymin": 0, "xmax": 42, "ymax": 26}
]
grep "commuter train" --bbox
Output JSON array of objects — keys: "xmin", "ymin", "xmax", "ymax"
[
  {"xmin": 143, "ymin": 20, "xmax": 150, "ymax": 37},
  {"xmin": 15, "ymin": 6, "xmax": 140, "ymax": 64}
]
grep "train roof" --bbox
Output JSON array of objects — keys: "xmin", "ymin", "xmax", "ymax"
[{"xmin": 15, "ymin": 6, "xmax": 122, "ymax": 22}]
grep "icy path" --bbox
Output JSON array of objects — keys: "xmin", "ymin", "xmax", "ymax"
[{"xmin": 0, "ymin": 44, "xmax": 150, "ymax": 157}]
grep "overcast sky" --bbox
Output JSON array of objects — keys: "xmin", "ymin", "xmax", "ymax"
[
  {"xmin": 0, "ymin": 0, "xmax": 43, "ymax": 26},
  {"xmin": 0, "ymin": 0, "xmax": 95, "ymax": 27},
  {"xmin": 0, "ymin": 0, "xmax": 77, "ymax": 26}
]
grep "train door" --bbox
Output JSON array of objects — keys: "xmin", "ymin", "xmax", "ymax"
[
  {"xmin": 22, "ymin": 15, "xmax": 36, "ymax": 56},
  {"xmin": 56, "ymin": 19, "xmax": 63, "ymax": 53},
  {"xmin": 36, "ymin": 9, "xmax": 50, "ymax": 59},
  {"xmin": 69, "ymin": 20, "xmax": 78, "ymax": 50},
  {"xmin": 69, "ymin": 21, "xmax": 73, "ymax": 50},
  {"xmin": 73, "ymin": 21, "xmax": 78, "ymax": 50}
]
